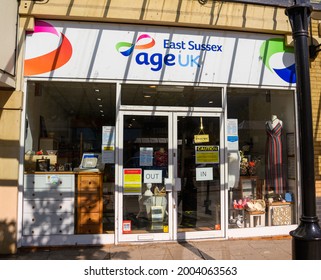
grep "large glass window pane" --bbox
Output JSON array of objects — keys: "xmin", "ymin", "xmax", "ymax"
[
  {"xmin": 24, "ymin": 81, "xmax": 116, "ymax": 235},
  {"xmin": 227, "ymin": 88, "xmax": 297, "ymax": 229}
]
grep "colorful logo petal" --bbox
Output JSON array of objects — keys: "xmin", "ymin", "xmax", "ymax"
[
  {"xmin": 116, "ymin": 34, "xmax": 155, "ymax": 56},
  {"xmin": 260, "ymin": 38, "xmax": 296, "ymax": 83},
  {"xmin": 24, "ymin": 20, "xmax": 72, "ymax": 76}
]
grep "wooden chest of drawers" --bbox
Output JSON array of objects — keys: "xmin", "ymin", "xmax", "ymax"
[
  {"xmin": 76, "ymin": 172, "xmax": 103, "ymax": 234},
  {"xmin": 23, "ymin": 173, "xmax": 75, "ymax": 236}
]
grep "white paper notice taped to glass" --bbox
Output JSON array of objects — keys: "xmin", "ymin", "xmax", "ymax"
[
  {"xmin": 227, "ymin": 119, "xmax": 239, "ymax": 151},
  {"xmin": 196, "ymin": 167, "xmax": 213, "ymax": 181}
]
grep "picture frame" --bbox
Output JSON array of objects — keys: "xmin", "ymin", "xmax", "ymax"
[
  {"xmin": 239, "ymin": 176, "xmax": 261, "ymax": 199},
  {"xmin": 240, "ymin": 178, "xmax": 253, "ymax": 198},
  {"xmin": 36, "ymin": 159, "xmax": 50, "ymax": 172}
]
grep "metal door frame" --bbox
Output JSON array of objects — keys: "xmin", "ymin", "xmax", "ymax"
[
  {"xmin": 117, "ymin": 110, "xmax": 174, "ymax": 242},
  {"xmin": 173, "ymin": 112, "xmax": 225, "ymax": 241},
  {"xmin": 116, "ymin": 110, "xmax": 225, "ymax": 243}
]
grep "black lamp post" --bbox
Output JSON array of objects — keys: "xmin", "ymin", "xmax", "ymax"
[{"xmin": 285, "ymin": 0, "xmax": 321, "ymax": 259}]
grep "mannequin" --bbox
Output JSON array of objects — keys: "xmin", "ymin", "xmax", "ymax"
[
  {"xmin": 137, "ymin": 183, "xmax": 154, "ymax": 218},
  {"xmin": 143, "ymin": 183, "xmax": 153, "ymax": 196},
  {"xmin": 267, "ymin": 115, "xmax": 283, "ymax": 130},
  {"xmin": 265, "ymin": 115, "xmax": 285, "ymax": 194}
]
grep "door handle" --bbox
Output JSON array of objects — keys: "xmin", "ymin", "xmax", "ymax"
[
  {"xmin": 164, "ymin": 178, "xmax": 172, "ymax": 191},
  {"xmin": 174, "ymin": 178, "xmax": 181, "ymax": 191}
]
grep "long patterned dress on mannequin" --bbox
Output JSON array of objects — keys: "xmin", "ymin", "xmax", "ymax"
[{"xmin": 265, "ymin": 115, "xmax": 285, "ymax": 194}]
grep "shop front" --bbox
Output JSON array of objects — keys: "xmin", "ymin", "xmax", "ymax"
[{"xmin": 20, "ymin": 19, "xmax": 298, "ymax": 246}]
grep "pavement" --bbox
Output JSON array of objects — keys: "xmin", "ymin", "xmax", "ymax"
[{"xmin": 0, "ymin": 236, "xmax": 292, "ymax": 260}]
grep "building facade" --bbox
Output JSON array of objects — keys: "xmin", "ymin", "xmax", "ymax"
[{"xmin": 1, "ymin": 0, "xmax": 321, "ymax": 253}]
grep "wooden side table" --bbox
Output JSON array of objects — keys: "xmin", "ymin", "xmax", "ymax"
[
  {"xmin": 245, "ymin": 211, "xmax": 266, "ymax": 227},
  {"xmin": 267, "ymin": 202, "xmax": 292, "ymax": 226}
]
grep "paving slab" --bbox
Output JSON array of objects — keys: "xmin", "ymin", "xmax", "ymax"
[{"xmin": 0, "ymin": 237, "xmax": 292, "ymax": 260}]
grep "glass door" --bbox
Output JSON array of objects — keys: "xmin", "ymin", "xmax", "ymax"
[
  {"xmin": 174, "ymin": 113, "xmax": 224, "ymax": 240},
  {"xmin": 118, "ymin": 111, "xmax": 224, "ymax": 242},
  {"xmin": 118, "ymin": 111, "xmax": 173, "ymax": 242}
]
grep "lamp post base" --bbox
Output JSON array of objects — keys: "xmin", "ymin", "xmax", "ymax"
[{"xmin": 290, "ymin": 216, "xmax": 321, "ymax": 259}]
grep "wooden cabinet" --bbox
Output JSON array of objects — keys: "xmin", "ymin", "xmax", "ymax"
[
  {"xmin": 23, "ymin": 173, "xmax": 75, "ymax": 235},
  {"xmin": 76, "ymin": 172, "xmax": 103, "ymax": 234}
]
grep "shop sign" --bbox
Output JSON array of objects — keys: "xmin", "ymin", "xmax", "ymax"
[
  {"xmin": 102, "ymin": 126, "xmax": 115, "ymax": 145},
  {"xmin": 144, "ymin": 170, "xmax": 162, "ymax": 183},
  {"xmin": 195, "ymin": 145, "xmax": 219, "ymax": 164},
  {"xmin": 196, "ymin": 167, "xmax": 213, "ymax": 181},
  {"xmin": 194, "ymin": 134, "xmax": 209, "ymax": 143},
  {"xmin": 101, "ymin": 145, "xmax": 115, "ymax": 164},
  {"xmin": 24, "ymin": 20, "xmax": 296, "ymax": 87},
  {"xmin": 227, "ymin": 119, "xmax": 239, "ymax": 151},
  {"xmin": 139, "ymin": 147, "xmax": 153, "ymax": 166},
  {"xmin": 123, "ymin": 168, "xmax": 142, "ymax": 195}
]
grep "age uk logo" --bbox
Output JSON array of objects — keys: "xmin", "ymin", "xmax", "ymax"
[{"xmin": 115, "ymin": 34, "xmax": 202, "ymax": 72}]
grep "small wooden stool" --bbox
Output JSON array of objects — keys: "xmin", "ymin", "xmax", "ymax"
[{"xmin": 246, "ymin": 211, "xmax": 265, "ymax": 227}]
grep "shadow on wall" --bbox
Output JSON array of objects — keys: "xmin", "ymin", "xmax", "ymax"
[
  {"xmin": 0, "ymin": 94, "xmax": 18, "ymax": 254},
  {"xmin": 0, "ymin": 219, "xmax": 17, "ymax": 254},
  {"xmin": 317, "ymin": 197, "xmax": 321, "ymax": 226},
  {"xmin": 313, "ymin": 96, "xmax": 321, "ymax": 224}
]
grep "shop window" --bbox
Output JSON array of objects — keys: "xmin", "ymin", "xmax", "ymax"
[
  {"xmin": 121, "ymin": 84, "xmax": 222, "ymax": 107},
  {"xmin": 227, "ymin": 88, "xmax": 297, "ymax": 229},
  {"xmin": 23, "ymin": 81, "xmax": 116, "ymax": 236}
]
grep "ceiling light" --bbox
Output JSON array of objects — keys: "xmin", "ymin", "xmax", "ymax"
[
  {"xmin": 144, "ymin": 95, "xmax": 151, "ymax": 98},
  {"xmin": 95, "ymin": 89, "xmax": 100, "ymax": 93},
  {"xmin": 97, "ymin": 98, "xmax": 102, "ymax": 101},
  {"xmin": 100, "ymin": 110, "xmax": 104, "ymax": 113},
  {"xmin": 99, "ymin": 104, "xmax": 103, "ymax": 107}
]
